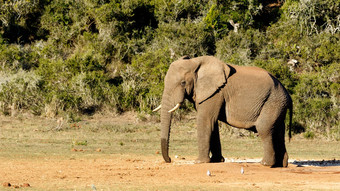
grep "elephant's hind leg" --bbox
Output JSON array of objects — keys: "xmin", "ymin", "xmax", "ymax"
[
  {"xmin": 272, "ymin": 120, "xmax": 288, "ymax": 167},
  {"xmin": 256, "ymin": 109, "xmax": 288, "ymax": 167},
  {"xmin": 258, "ymin": 129, "xmax": 276, "ymax": 167}
]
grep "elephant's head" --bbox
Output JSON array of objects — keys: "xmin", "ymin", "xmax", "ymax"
[{"xmin": 155, "ymin": 56, "xmax": 231, "ymax": 162}]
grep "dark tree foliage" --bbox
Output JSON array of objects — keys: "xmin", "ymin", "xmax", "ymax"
[{"xmin": 0, "ymin": 0, "xmax": 339, "ymax": 139}]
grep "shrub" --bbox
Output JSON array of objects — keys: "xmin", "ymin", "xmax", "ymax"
[
  {"xmin": 0, "ymin": 44, "xmax": 40, "ymax": 71},
  {"xmin": 152, "ymin": 20, "xmax": 215, "ymax": 56},
  {"xmin": 0, "ymin": 0, "xmax": 339, "ymax": 140},
  {"xmin": 216, "ymin": 28, "xmax": 267, "ymax": 65},
  {"xmin": 293, "ymin": 67, "xmax": 339, "ymax": 139},
  {"xmin": 0, "ymin": 70, "xmax": 43, "ymax": 115},
  {"xmin": 253, "ymin": 58, "xmax": 297, "ymax": 92},
  {"xmin": 0, "ymin": 0, "xmax": 49, "ymax": 43},
  {"xmin": 303, "ymin": 131, "xmax": 315, "ymax": 139}
]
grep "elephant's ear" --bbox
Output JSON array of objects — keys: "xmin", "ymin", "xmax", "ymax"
[{"xmin": 195, "ymin": 57, "xmax": 230, "ymax": 104}]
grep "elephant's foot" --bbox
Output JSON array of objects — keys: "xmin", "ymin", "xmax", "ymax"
[
  {"xmin": 194, "ymin": 157, "xmax": 210, "ymax": 164},
  {"xmin": 282, "ymin": 152, "xmax": 289, "ymax": 167},
  {"xmin": 260, "ymin": 157, "xmax": 275, "ymax": 167},
  {"xmin": 261, "ymin": 151, "xmax": 289, "ymax": 168},
  {"xmin": 260, "ymin": 160, "xmax": 273, "ymax": 166},
  {"xmin": 210, "ymin": 155, "xmax": 225, "ymax": 163},
  {"xmin": 271, "ymin": 152, "xmax": 289, "ymax": 168},
  {"xmin": 261, "ymin": 159, "xmax": 288, "ymax": 168}
]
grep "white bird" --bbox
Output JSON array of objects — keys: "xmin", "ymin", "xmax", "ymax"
[
  {"xmin": 91, "ymin": 184, "xmax": 97, "ymax": 191},
  {"xmin": 241, "ymin": 167, "xmax": 244, "ymax": 174},
  {"xmin": 207, "ymin": 170, "xmax": 211, "ymax": 176}
]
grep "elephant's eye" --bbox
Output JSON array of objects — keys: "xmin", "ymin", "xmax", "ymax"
[{"xmin": 181, "ymin": 81, "xmax": 186, "ymax": 86}]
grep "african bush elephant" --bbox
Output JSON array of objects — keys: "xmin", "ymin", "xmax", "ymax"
[{"xmin": 153, "ymin": 56, "xmax": 292, "ymax": 167}]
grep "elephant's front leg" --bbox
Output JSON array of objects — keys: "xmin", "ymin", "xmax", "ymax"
[
  {"xmin": 210, "ymin": 123, "xmax": 225, "ymax": 163},
  {"xmin": 195, "ymin": 114, "xmax": 213, "ymax": 163},
  {"xmin": 195, "ymin": 93, "xmax": 224, "ymax": 163}
]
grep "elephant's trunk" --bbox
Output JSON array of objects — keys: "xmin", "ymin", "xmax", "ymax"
[{"xmin": 160, "ymin": 94, "xmax": 173, "ymax": 163}]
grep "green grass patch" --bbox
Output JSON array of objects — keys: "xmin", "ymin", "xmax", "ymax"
[{"xmin": 0, "ymin": 115, "xmax": 339, "ymax": 161}]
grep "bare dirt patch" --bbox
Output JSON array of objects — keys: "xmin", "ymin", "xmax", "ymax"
[
  {"xmin": 1, "ymin": 155, "xmax": 340, "ymax": 190},
  {"xmin": 1, "ymin": 113, "xmax": 340, "ymax": 190}
]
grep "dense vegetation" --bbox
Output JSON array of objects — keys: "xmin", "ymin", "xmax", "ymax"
[{"xmin": 0, "ymin": 0, "xmax": 339, "ymax": 139}]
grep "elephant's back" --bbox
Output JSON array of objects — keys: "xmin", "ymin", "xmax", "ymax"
[
  {"xmin": 230, "ymin": 65, "xmax": 271, "ymax": 78},
  {"xmin": 224, "ymin": 65, "xmax": 290, "ymax": 127}
]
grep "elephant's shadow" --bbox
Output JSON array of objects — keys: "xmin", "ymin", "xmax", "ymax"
[{"xmin": 291, "ymin": 160, "xmax": 340, "ymax": 167}]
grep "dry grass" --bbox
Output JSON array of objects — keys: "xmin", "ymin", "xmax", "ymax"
[
  {"xmin": 0, "ymin": 113, "xmax": 339, "ymax": 161},
  {"xmin": 0, "ymin": 113, "xmax": 340, "ymax": 190}
]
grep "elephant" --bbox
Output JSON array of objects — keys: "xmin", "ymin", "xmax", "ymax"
[{"xmin": 153, "ymin": 56, "xmax": 292, "ymax": 167}]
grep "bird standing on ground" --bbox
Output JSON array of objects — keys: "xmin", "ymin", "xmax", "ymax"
[{"xmin": 91, "ymin": 184, "xmax": 97, "ymax": 191}]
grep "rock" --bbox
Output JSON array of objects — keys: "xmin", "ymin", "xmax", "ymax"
[
  {"xmin": 13, "ymin": 185, "xmax": 19, "ymax": 188},
  {"xmin": 21, "ymin": 183, "xmax": 30, "ymax": 187},
  {"xmin": 2, "ymin": 182, "xmax": 11, "ymax": 187}
]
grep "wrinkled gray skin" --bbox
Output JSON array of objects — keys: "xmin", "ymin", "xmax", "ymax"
[{"xmin": 157, "ymin": 56, "xmax": 292, "ymax": 167}]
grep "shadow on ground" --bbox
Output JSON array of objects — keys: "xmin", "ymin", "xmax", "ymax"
[{"xmin": 291, "ymin": 160, "xmax": 340, "ymax": 167}]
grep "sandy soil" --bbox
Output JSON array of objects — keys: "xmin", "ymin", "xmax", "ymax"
[
  {"xmin": 1, "ymin": 155, "xmax": 340, "ymax": 190},
  {"xmin": 1, "ymin": 113, "xmax": 339, "ymax": 190}
]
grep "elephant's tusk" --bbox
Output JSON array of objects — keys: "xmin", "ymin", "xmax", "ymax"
[
  {"xmin": 152, "ymin": 105, "xmax": 162, "ymax": 112},
  {"xmin": 168, "ymin": 103, "xmax": 181, "ymax": 113}
]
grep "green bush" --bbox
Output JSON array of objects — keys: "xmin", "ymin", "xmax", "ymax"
[
  {"xmin": 0, "ymin": 70, "xmax": 43, "ymax": 115},
  {"xmin": 0, "ymin": 0, "xmax": 49, "ymax": 43},
  {"xmin": 303, "ymin": 131, "xmax": 315, "ymax": 139},
  {"xmin": 253, "ymin": 58, "xmax": 297, "ymax": 92},
  {"xmin": 293, "ymin": 67, "xmax": 339, "ymax": 139},
  {"xmin": 131, "ymin": 48, "xmax": 170, "ymax": 111},
  {"xmin": 0, "ymin": 44, "xmax": 40, "ymax": 71},
  {"xmin": 216, "ymin": 28, "xmax": 267, "ymax": 65},
  {"xmin": 0, "ymin": 0, "xmax": 339, "ymax": 139}
]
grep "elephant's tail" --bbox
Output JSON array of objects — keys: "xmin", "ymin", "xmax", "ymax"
[{"xmin": 288, "ymin": 101, "xmax": 293, "ymax": 142}]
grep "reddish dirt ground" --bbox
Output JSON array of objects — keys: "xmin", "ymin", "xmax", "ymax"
[{"xmin": 1, "ymin": 155, "xmax": 340, "ymax": 190}]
